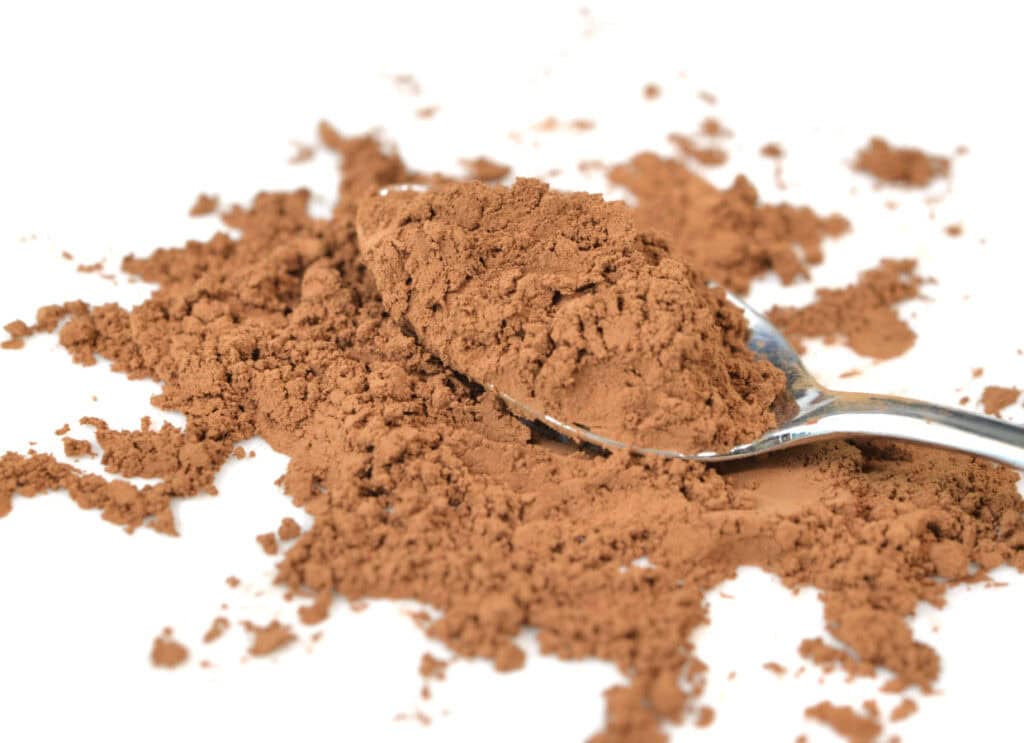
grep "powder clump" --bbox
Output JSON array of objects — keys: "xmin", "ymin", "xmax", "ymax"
[
  {"xmin": 189, "ymin": 193, "xmax": 219, "ymax": 217},
  {"xmin": 854, "ymin": 137, "xmax": 950, "ymax": 187},
  {"xmin": 461, "ymin": 157, "xmax": 511, "ymax": 183},
  {"xmin": 767, "ymin": 259, "xmax": 924, "ymax": 359},
  {"xmin": 805, "ymin": 701, "xmax": 882, "ymax": 743},
  {"xmin": 981, "ymin": 385, "xmax": 1021, "ymax": 417},
  {"xmin": 151, "ymin": 628, "xmax": 188, "ymax": 668},
  {"xmin": 356, "ymin": 178, "xmax": 786, "ymax": 453}
]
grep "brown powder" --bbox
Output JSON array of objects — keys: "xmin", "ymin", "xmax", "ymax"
[
  {"xmin": 277, "ymin": 517, "xmax": 301, "ymax": 540},
  {"xmin": 419, "ymin": 652, "xmax": 448, "ymax": 681},
  {"xmin": 761, "ymin": 143, "xmax": 784, "ymax": 158},
  {"xmin": 62, "ymin": 437, "xmax": 94, "ymax": 458},
  {"xmin": 245, "ymin": 620, "xmax": 296, "ymax": 656},
  {"xmin": 608, "ymin": 153, "xmax": 848, "ymax": 292},
  {"xmin": 189, "ymin": 193, "xmax": 219, "ymax": 217},
  {"xmin": 54, "ymin": 423, "xmax": 70, "ymax": 436},
  {"xmin": 203, "ymin": 616, "xmax": 230, "ymax": 643},
  {"xmin": 805, "ymin": 701, "xmax": 882, "ymax": 743},
  {"xmin": 642, "ymin": 83, "xmax": 661, "ymax": 100},
  {"xmin": 151, "ymin": 628, "xmax": 188, "ymax": 668},
  {"xmin": 356, "ymin": 179, "xmax": 786, "ymax": 453},
  {"xmin": 768, "ymin": 259, "xmax": 923, "ymax": 359},
  {"xmin": 981, "ymin": 386, "xmax": 1021, "ymax": 417},
  {"xmin": 763, "ymin": 661, "xmax": 786, "ymax": 675},
  {"xmin": 416, "ymin": 106, "xmax": 439, "ymax": 120},
  {"xmin": 289, "ymin": 143, "xmax": 315, "ymax": 164},
  {"xmin": 1, "ymin": 129, "xmax": 1022, "ymax": 743},
  {"xmin": 945, "ymin": 224, "xmax": 963, "ymax": 237},
  {"xmin": 889, "ymin": 697, "xmax": 918, "ymax": 722},
  {"xmin": 854, "ymin": 137, "xmax": 950, "ymax": 187},
  {"xmin": 668, "ymin": 133, "xmax": 728, "ymax": 167},
  {"xmin": 460, "ymin": 157, "xmax": 511, "ymax": 183},
  {"xmin": 256, "ymin": 532, "xmax": 278, "ymax": 555}
]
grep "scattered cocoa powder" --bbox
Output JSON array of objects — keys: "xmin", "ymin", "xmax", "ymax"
[
  {"xmin": 460, "ymin": 157, "xmax": 511, "ymax": 182},
  {"xmin": 245, "ymin": 620, "xmax": 296, "ymax": 656},
  {"xmin": 642, "ymin": 83, "xmax": 660, "ymax": 100},
  {"xmin": 768, "ymin": 259, "xmax": 924, "ymax": 359},
  {"xmin": 761, "ymin": 143, "xmax": 784, "ymax": 159},
  {"xmin": 416, "ymin": 106, "xmax": 439, "ymax": 120},
  {"xmin": 945, "ymin": 224, "xmax": 962, "ymax": 237},
  {"xmin": 256, "ymin": 532, "xmax": 278, "ymax": 555},
  {"xmin": 763, "ymin": 661, "xmax": 786, "ymax": 675},
  {"xmin": 289, "ymin": 142, "xmax": 315, "ymax": 164},
  {"xmin": 62, "ymin": 437, "xmax": 93, "ymax": 458},
  {"xmin": 277, "ymin": 517, "xmax": 301, "ymax": 540},
  {"xmin": 608, "ymin": 153, "xmax": 848, "ymax": 292},
  {"xmin": 77, "ymin": 261, "xmax": 104, "ymax": 274},
  {"xmin": 805, "ymin": 701, "xmax": 882, "ymax": 743},
  {"xmin": 889, "ymin": 697, "xmax": 918, "ymax": 722},
  {"xmin": 981, "ymin": 386, "xmax": 1021, "ymax": 417},
  {"xmin": 151, "ymin": 628, "xmax": 188, "ymax": 668},
  {"xmin": 1, "ymin": 127, "xmax": 1022, "ymax": 743},
  {"xmin": 419, "ymin": 652, "xmax": 448, "ymax": 680},
  {"xmin": 54, "ymin": 423, "xmax": 70, "ymax": 436},
  {"xmin": 854, "ymin": 137, "xmax": 950, "ymax": 187},
  {"xmin": 189, "ymin": 193, "xmax": 219, "ymax": 217},
  {"xmin": 203, "ymin": 616, "xmax": 230, "ymax": 643},
  {"xmin": 357, "ymin": 179, "xmax": 786, "ymax": 453},
  {"xmin": 668, "ymin": 133, "xmax": 728, "ymax": 166}
]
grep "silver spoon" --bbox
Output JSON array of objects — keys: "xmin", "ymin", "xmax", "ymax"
[{"xmin": 376, "ymin": 185, "xmax": 1024, "ymax": 469}]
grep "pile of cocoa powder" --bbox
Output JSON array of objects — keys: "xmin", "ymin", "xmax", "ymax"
[{"xmin": 2, "ymin": 122, "xmax": 1022, "ymax": 743}]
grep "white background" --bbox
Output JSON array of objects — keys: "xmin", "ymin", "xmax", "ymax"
[{"xmin": 1, "ymin": 2, "xmax": 1023, "ymax": 741}]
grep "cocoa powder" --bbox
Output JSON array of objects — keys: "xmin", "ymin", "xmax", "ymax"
[
  {"xmin": 854, "ymin": 137, "xmax": 950, "ymax": 187},
  {"xmin": 768, "ymin": 259, "xmax": 924, "ymax": 359},
  {"xmin": 1, "ymin": 128, "xmax": 1022, "ymax": 743},
  {"xmin": 356, "ymin": 179, "xmax": 786, "ymax": 453},
  {"xmin": 608, "ymin": 153, "xmax": 848, "ymax": 292},
  {"xmin": 982, "ymin": 385, "xmax": 1021, "ymax": 417}
]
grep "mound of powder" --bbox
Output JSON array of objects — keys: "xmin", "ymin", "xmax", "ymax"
[
  {"xmin": 2, "ymin": 129, "xmax": 1024, "ymax": 743},
  {"xmin": 356, "ymin": 179, "xmax": 786, "ymax": 453},
  {"xmin": 608, "ymin": 153, "xmax": 848, "ymax": 293},
  {"xmin": 767, "ymin": 259, "xmax": 924, "ymax": 359},
  {"xmin": 854, "ymin": 137, "xmax": 950, "ymax": 187}
]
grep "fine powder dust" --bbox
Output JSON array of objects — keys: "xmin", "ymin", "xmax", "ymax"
[
  {"xmin": 2, "ymin": 129, "xmax": 1024, "ymax": 743},
  {"xmin": 356, "ymin": 180, "xmax": 786, "ymax": 453}
]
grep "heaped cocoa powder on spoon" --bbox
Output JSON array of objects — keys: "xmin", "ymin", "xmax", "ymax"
[
  {"xmin": 1, "ymin": 127, "xmax": 1023, "ymax": 743},
  {"xmin": 356, "ymin": 179, "xmax": 786, "ymax": 453}
]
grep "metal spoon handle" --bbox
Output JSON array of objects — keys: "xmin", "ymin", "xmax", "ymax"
[{"xmin": 796, "ymin": 391, "xmax": 1024, "ymax": 469}]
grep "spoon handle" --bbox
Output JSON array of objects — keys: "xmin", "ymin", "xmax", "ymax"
[{"xmin": 803, "ymin": 391, "xmax": 1024, "ymax": 470}]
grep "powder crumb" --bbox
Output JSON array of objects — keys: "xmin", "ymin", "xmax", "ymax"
[
  {"xmin": 643, "ymin": 83, "xmax": 661, "ymax": 100},
  {"xmin": 203, "ymin": 617, "xmax": 230, "ymax": 643},
  {"xmin": 972, "ymin": 367, "xmax": 984, "ymax": 378},
  {"xmin": 297, "ymin": 590, "xmax": 331, "ymax": 625},
  {"xmin": 763, "ymin": 661, "xmax": 786, "ymax": 675},
  {"xmin": 151, "ymin": 628, "xmax": 188, "ymax": 668},
  {"xmin": 54, "ymin": 423, "xmax": 70, "ymax": 436},
  {"xmin": 798, "ymin": 638, "xmax": 875, "ymax": 678},
  {"xmin": 839, "ymin": 369, "xmax": 862, "ymax": 379},
  {"xmin": 854, "ymin": 137, "xmax": 950, "ymax": 187},
  {"xmin": 62, "ymin": 437, "xmax": 94, "ymax": 458},
  {"xmin": 890, "ymin": 697, "xmax": 918, "ymax": 722},
  {"xmin": 77, "ymin": 261, "xmax": 104, "ymax": 274},
  {"xmin": 277, "ymin": 517, "xmax": 301, "ymax": 540},
  {"xmin": 669, "ymin": 133, "xmax": 728, "ymax": 166},
  {"xmin": 189, "ymin": 193, "xmax": 219, "ymax": 217},
  {"xmin": 419, "ymin": 653, "xmax": 448, "ymax": 681},
  {"xmin": 945, "ymin": 224, "xmax": 963, "ymax": 237},
  {"xmin": 698, "ymin": 90, "xmax": 717, "ymax": 104},
  {"xmin": 761, "ymin": 143, "xmax": 784, "ymax": 158},
  {"xmin": 695, "ymin": 706, "xmax": 715, "ymax": 727},
  {"xmin": 244, "ymin": 620, "xmax": 296, "ymax": 656},
  {"xmin": 460, "ymin": 157, "xmax": 511, "ymax": 183},
  {"xmin": 805, "ymin": 701, "xmax": 882, "ymax": 743},
  {"xmin": 61, "ymin": 250, "xmax": 74, "ymax": 261},
  {"xmin": 226, "ymin": 576, "xmax": 240, "ymax": 588},
  {"xmin": 570, "ymin": 119, "xmax": 594, "ymax": 132},
  {"xmin": 289, "ymin": 142, "xmax": 315, "ymax": 164},
  {"xmin": 233, "ymin": 446, "xmax": 246, "ymax": 460},
  {"xmin": 981, "ymin": 386, "xmax": 1021, "ymax": 417},
  {"xmin": 416, "ymin": 106, "xmax": 439, "ymax": 120},
  {"xmin": 959, "ymin": 396, "xmax": 969, "ymax": 405},
  {"xmin": 768, "ymin": 259, "xmax": 923, "ymax": 359},
  {"xmin": 256, "ymin": 532, "xmax": 278, "ymax": 555}
]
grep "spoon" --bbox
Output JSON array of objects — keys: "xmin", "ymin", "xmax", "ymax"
[{"xmin": 376, "ymin": 185, "xmax": 1024, "ymax": 469}]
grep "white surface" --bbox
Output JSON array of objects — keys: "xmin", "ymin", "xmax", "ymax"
[{"xmin": 1, "ymin": 2, "xmax": 1023, "ymax": 741}]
